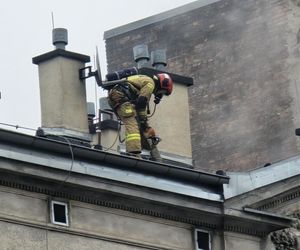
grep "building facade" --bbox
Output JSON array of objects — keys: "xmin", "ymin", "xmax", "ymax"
[
  {"xmin": 3, "ymin": 3, "xmax": 300, "ymax": 249},
  {"xmin": 0, "ymin": 127, "xmax": 297, "ymax": 250},
  {"xmin": 104, "ymin": 0, "xmax": 300, "ymax": 172}
]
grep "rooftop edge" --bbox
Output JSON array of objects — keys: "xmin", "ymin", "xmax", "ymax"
[{"xmin": 104, "ymin": 0, "xmax": 221, "ymax": 39}]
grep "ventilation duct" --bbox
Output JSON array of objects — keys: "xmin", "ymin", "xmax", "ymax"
[
  {"xmin": 151, "ymin": 49, "xmax": 167, "ymax": 70},
  {"xmin": 133, "ymin": 44, "xmax": 150, "ymax": 68},
  {"xmin": 52, "ymin": 28, "xmax": 68, "ymax": 50}
]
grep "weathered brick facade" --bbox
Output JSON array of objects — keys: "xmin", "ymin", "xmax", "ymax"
[{"xmin": 104, "ymin": 0, "xmax": 300, "ymax": 171}]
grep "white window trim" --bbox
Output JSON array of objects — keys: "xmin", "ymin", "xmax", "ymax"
[
  {"xmin": 194, "ymin": 229, "xmax": 211, "ymax": 250},
  {"xmin": 50, "ymin": 200, "xmax": 69, "ymax": 226}
]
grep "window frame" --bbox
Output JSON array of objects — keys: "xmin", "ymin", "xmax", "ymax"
[
  {"xmin": 194, "ymin": 228, "xmax": 211, "ymax": 250},
  {"xmin": 50, "ymin": 200, "xmax": 69, "ymax": 227}
]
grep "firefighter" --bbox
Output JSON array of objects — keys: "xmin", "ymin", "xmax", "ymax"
[{"xmin": 108, "ymin": 73, "xmax": 173, "ymax": 161}]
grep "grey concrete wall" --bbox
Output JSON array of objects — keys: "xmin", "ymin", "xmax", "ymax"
[
  {"xmin": 0, "ymin": 186, "xmax": 195, "ymax": 250},
  {"xmin": 38, "ymin": 57, "xmax": 89, "ymax": 135},
  {"xmin": 104, "ymin": 0, "xmax": 300, "ymax": 171},
  {"xmin": 224, "ymin": 232, "xmax": 261, "ymax": 250},
  {"xmin": 0, "ymin": 221, "xmax": 47, "ymax": 250},
  {"xmin": 147, "ymin": 82, "xmax": 192, "ymax": 158}
]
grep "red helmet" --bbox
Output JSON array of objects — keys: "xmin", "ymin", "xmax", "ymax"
[{"xmin": 154, "ymin": 73, "xmax": 173, "ymax": 95}]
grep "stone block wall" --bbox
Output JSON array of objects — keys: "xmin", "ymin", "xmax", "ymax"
[
  {"xmin": 104, "ymin": 0, "xmax": 300, "ymax": 171},
  {"xmin": 0, "ymin": 186, "xmax": 195, "ymax": 250}
]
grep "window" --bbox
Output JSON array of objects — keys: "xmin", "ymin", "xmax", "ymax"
[
  {"xmin": 50, "ymin": 200, "xmax": 69, "ymax": 226},
  {"xmin": 195, "ymin": 229, "xmax": 211, "ymax": 250}
]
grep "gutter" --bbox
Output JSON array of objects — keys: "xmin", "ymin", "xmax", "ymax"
[{"xmin": 0, "ymin": 128, "xmax": 229, "ymax": 186}]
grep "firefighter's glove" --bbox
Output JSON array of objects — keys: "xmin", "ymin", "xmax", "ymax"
[
  {"xmin": 154, "ymin": 94, "xmax": 163, "ymax": 104},
  {"xmin": 138, "ymin": 113, "xmax": 148, "ymax": 131},
  {"xmin": 139, "ymin": 115, "xmax": 148, "ymax": 130},
  {"xmin": 144, "ymin": 127, "xmax": 156, "ymax": 138},
  {"xmin": 136, "ymin": 96, "xmax": 148, "ymax": 109}
]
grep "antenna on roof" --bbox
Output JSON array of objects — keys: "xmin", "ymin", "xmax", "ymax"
[
  {"xmin": 79, "ymin": 46, "xmax": 130, "ymax": 90},
  {"xmin": 79, "ymin": 47, "xmax": 103, "ymax": 87},
  {"xmin": 51, "ymin": 12, "xmax": 55, "ymax": 29},
  {"xmin": 95, "ymin": 46, "xmax": 102, "ymax": 85}
]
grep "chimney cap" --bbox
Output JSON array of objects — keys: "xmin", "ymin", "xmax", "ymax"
[
  {"xmin": 32, "ymin": 49, "xmax": 90, "ymax": 65},
  {"xmin": 133, "ymin": 44, "xmax": 149, "ymax": 61},
  {"xmin": 52, "ymin": 28, "xmax": 68, "ymax": 50},
  {"xmin": 151, "ymin": 49, "xmax": 167, "ymax": 70}
]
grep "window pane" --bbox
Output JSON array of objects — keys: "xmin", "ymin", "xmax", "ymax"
[
  {"xmin": 197, "ymin": 231, "xmax": 209, "ymax": 250},
  {"xmin": 53, "ymin": 203, "xmax": 66, "ymax": 223}
]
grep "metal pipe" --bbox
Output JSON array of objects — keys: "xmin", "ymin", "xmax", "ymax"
[
  {"xmin": 151, "ymin": 49, "xmax": 167, "ymax": 70},
  {"xmin": 133, "ymin": 44, "xmax": 150, "ymax": 68},
  {"xmin": 52, "ymin": 28, "xmax": 68, "ymax": 50}
]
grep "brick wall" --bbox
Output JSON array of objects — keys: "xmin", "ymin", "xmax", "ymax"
[{"xmin": 105, "ymin": 0, "xmax": 300, "ymax": 171}]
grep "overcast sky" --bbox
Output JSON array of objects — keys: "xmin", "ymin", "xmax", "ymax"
[{"xmin": 0, "ymin": 0, "xmax": 195, "ymax": 134}]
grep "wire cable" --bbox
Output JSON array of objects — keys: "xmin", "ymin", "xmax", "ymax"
[
  {"xmin": 0, "ymin": 122, "xmax": 76, "ymax": 190},
  {"xmin": 0, "ymin": 122, "xmax": 37, "ymax": 132},
  {"xmin": 103, "ymin": 121, "xmax": 122, "ymax": 151},
  {"xmin": 52, "ymin": 135, "xmax": 74, "ymax": 191},
  {"xmin": 147, "ymin": 103, "xmax": 157, "ymax": 118}
]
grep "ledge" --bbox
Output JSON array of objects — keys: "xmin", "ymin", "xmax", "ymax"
[
  {"xmin": 138, "ymin": 67, "xmax": 193, "ymax": 86},
  {"xmin": 0, "ymin": 128, "xmax": 229, "ymax": 187},
  {"xmin": 32, "ymin": 49, "xmax": 90, "ymax": 64},
  {"xmin": 104, "ymin": 0, "xmax": 221, "ymax": 39}
]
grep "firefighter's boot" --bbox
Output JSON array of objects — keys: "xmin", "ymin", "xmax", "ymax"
[{"xmin": 150, "ymin": 145, "xmax": 162, "ymax": 162}]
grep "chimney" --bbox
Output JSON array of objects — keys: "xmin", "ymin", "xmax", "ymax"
[
  {"xmin": 146, "ymin": 69, "xmax": 193, "ymax": 165},
  {"xmin": 102, "ymin": 45, "xmax": 194, "ymax": 165},
  {"xmin": 133, "ymin": 44, "xmax": 150, "ymax": 68},
  {"xmin": 87, "ymin": 102, "xmax": 96, "ymax": 134},
  {"xmin": 133, "ymin": 46, "xmax": 193, "ymax": 165},
  {"xmin": 151, "ymin": 49, "xmax": 167, "ymax": 70},
  {"xmin": 32, "ymin": 28, "xmax": 91, "ymax": 142},
  {"xmin": 97, "ymin": 97, "xmax": 119, "ymax": 152}
]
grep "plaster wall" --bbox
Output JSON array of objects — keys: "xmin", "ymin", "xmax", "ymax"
[
  {"xmin": 147, "ymin": 82, "xmax": 192, "ymax": 158},
  {"xmin": 0, "ymin": 221, "xmax": 152, "ymax": 250},
  {"xmin": 38, "ymin": 56, "xmax": 89, "ymax": 134},
  {"xmin": 224, "ymin": 232, "xmax": 261, "ymax": 250},
  {"xmin": 0, "ymin": 186, "xmax": 194, "ymax": 250}
]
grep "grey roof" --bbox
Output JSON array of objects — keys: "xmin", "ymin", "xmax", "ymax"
[
  {"xmin": 0, "ymin": 128, "xmax": 294, "ymax": 233},
  {"xmin": 104, "ymin": 0, "xmax": 221, "ymax": 39},
  {"xmin": 0, "ymin": 128, "xmax": 228, "ymax": 202},
  {"xmin": 224, "ymin": 155, "xmax": 300, "ymax": 199}
]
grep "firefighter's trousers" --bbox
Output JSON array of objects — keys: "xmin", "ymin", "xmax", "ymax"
[
  {"xmin": 116, "ymin": 102, "xmax": 162, "ymax": 161},
  {"xmin": 116, "ymin": 102, "xmax": 141, "ymax": 154}
]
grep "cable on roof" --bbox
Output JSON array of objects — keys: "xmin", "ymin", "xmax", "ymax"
[
  {"xmin": 52, "ymin": 135, "xmax": 74, "ymax": 191},
  {"xmin": 0, "ymin": 122, "xmax": 37, "ymax": 132},
  {"xmin": 103, "ymin": 121, "xmax": 122, "ymax": 151}
]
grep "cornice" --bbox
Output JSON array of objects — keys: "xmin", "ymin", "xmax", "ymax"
[
  {"xmin": 0, "ymin": 178, "xmax": 285, "ymax": 237},
  {"xmin": 0, "ymin": 178, "xmax": 218, "ymax": 231},
  {"xmin": 253, "ymin": 188, "xmax": 300, "ymax": 211}
]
